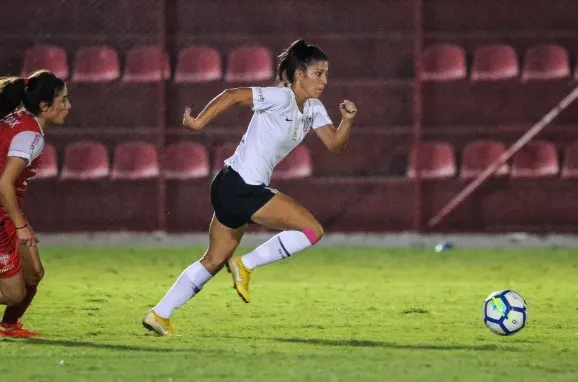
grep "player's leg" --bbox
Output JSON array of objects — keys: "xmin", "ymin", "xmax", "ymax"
[
  {"xmin": 0, "ymin": 271, "xmax": 31, "ymax": 337},
  {"xmin": 1, "ymin": 244, "xmax": 43, "ymax": 336},
  {"xmin": 0, "ymin": 273, "xmax": 26, "ymax": 306},
  {"xmin": 226, "ymin": 192, "xmax": 323, "ymax": 303},
  {"xmin": 143, "ymin": 215, "xmax": 246, "ymax": 336}
]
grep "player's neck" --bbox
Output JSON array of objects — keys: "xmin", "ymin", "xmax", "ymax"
[
  {"xmin": 34, "ymin": 116, "xmax": 47, "ymax": 134},
  {"xmin": 290, "ymin": 86, "xmax": 308, "ymax": 112}
]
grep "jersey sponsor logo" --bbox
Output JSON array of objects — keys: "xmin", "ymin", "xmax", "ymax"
[
  {"xmin": 256, "ymin": 87, "xmax": 265, "ymax": 103},
  {"xmin": 30, "ymin": 133, "xmax": 41, "ymax": 151},
  {"xmin": 0, "ymin": 253, "xmax": 10, "ymax": 266},
  {"xmin": 1, "ymin": 114, "xmax": 20, "ymax": 128},
  {"xmin": 0, "ymin": 264, "xmax": 15, "ymax": 273}
]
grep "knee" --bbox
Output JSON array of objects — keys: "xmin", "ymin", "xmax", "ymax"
[
  {"xmin": 303, "ymin": 222, "xmax": 324, "ymax": 245},
  {"xmin": 25, "ymin": 267, "xmax": 44, "ymax": 286},
  {"xmin": 4, "ymin": 287, "xmax": 26, "ymax": 306}
]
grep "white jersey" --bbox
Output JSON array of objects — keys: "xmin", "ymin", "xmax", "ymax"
[{"xmin": 224, "ymin": 86, "xmax": 332, "ymax": 185}]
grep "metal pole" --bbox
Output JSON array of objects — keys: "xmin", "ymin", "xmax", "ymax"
[
  {"xmin": 428, "ymin": 85, "xmax": 578, "ymax": 228},
  {"xmin": 412, "ymin": 0, "xmax": 424, "ymax": 231}
]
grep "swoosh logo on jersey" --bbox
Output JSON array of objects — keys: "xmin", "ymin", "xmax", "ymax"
[{"xmin": 285, "ymin": 117, "xmax": 293, "ymax": 122}]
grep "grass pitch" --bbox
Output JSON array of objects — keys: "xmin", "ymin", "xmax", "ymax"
[{"xmin": 1, "ymin": 246, "xmax": 577, "ymax": 381}]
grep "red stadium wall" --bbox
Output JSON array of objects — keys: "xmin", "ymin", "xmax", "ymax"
[{"xmin": 1, "ymin": 0, "xmax": 578, "ymax": 233}]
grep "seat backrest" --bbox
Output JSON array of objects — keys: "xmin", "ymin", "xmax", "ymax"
[
  {"xmin": 61, "ymin": 141, "xmax": 110, "ymax": 180},
  {"xmin": 561, "ymin": 142, "xmax": 578, "ymax": 178},
  {"xmin": 461, "ymin": 140, "xmax": 509, "ymax": 179},
  {"xmin": 422, "ymin": 43, "xmax": 466, "ymax": 81},
  {"xmin": 407, "ymin": 141, "xmax": 456, "ymax": 179},
  {"xmin": 72, "ymin": 46, "xmax": 120, "ymax": 82},
  {"xmin": 22, "ymin": 45, "xmax": 69, "ymax": 79},
  {"xmin": 522, "ymin": 44, "xmax": 570, "ymax": 81},
  {"xmin": 174, "ymin": 45, "xmax": 222, "ymax": 83},
  {"xmin": 112, "ymin": 141, "xmax": 159, "ymax": 180},
  {"xmin": 35, "ymin": 143, "xmax": 58, "ymax": 180},
  {"xmin": 123, "ymin": 46, "xmax": 171, "ymax": 82},
  {"xmin": 162, "ymin": 141, "xmax": 209, "ymax": 180},
  {"xmin": 212, "ymin": 142, "xmax": 238, "ymax": 173},
  {"xmin": 511, "ymin": 140, "xmax": 559, "ymax": 178},
  {"xmin": 225, "ymin": 45, "xmax": 273, "ymax": 82},
  {"xmin": 471, "ymin": 44, "xmax": 519, "ymax": 81}
]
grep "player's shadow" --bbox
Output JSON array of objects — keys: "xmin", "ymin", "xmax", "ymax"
[
  {"xmin": 1, "ymin": 338, "xmax": 199, "ymax": 353},
  {"xmin": 269, "ymin": 337, "xmax": 519, "ymax": 352}
]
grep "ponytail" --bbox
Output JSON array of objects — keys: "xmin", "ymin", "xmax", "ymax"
[{"xmin": 0, "ymin": 77, "xmax": 26, "ymax": 119}]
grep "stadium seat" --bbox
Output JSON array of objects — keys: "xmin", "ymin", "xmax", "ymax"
[
  {"xmin": 511, "ymin": 140, "xmax": 559, "ymax": 178},
  {"xmin": 35, "ymin": 143, "xmax": 58, "ymax": 180},
  {"xmin": 460, "ymin": 140, "xmax": 509, "ymax": 179},
  {"xmin": 522, "ymin": 45, "xmax": 570, "ymax": 81},
  {"xmin": 72, "ymin": 46, "xmax": 120, "ymax": 82},
  {"xmin": 174, "ymin": 45, "xmax": 222, "ymax": 83},
  {"xmin": 21, "ymin": 45, "xmax": 69, "ymax": 79},
  {"xmin": 561, "ymin": 142, "xmax": 578, "ymax": 178},
  {"xmin": 273, "ymin": 145, "xmax": 312, "ymax": 180},
  {"xmin": 471, "ymin": 44, "xmax": 519, "ymax": 81},
  {"xmin": 407, "ymin": 141, "xmax": 456, "ymax": 179},
  {"xmin": 571, "ymin": 56, "xmax": 578, "ymax": 81},
  {"xmin": 60, "ymin": 141, "xmax": 110, "ymax": 180},
  {"xmin": 123, "ymin": 46, "xmax": 171, "ymax": 82},
  {"xmin": 212, "ymin": 142, "xmax": 238, "ymax": 174},
  {"xmin": 421, "ymin": 43, "xmax": 467, "ymax": 81},
  {"xmin": 111, "ymin": 142, "xmax": 159, "ymax": 180},
  {"xmin": 224, "ymin": 45, "xmax": 273, "ymax": 82},
  {"xmin": 162, "ymin": 142, "xmax": 209, "ymax": 180}
]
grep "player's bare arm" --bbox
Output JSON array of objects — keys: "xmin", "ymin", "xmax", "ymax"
[
  {"xmin": 0, "ymin": 157, "xmax": 35, "ymax": 247},
  {"xmin": 315, "ymin": 99, "xmax": 357, "ymax": 153},
  {"xmin": 182, "ymin": 87, "xmax": 254, "ymax": 131}
]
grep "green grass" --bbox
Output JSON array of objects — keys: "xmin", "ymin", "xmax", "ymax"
[{"xmin": 1, "ymin": 246, "xmax": 578, "ymax": 381}]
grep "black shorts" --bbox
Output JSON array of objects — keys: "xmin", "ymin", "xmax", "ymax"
[{"xmin": 210, "ymin": 166, "xmax": 277, "ymax": 229}]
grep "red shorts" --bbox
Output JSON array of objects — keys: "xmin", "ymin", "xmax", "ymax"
[{"xmin": 0, "ymin": 217, "xmax": 20, "ymax": 279}]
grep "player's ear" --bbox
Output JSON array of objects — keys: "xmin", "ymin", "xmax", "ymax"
[
  {"xmin": 38, "ymin": 100, "xmax": 51, "ymax": 113},
  {"xmin": 294, "ymin": 68, "xmax": 305, "ymax": 81}
]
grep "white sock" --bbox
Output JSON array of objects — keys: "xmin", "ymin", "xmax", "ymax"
[
  {"xmin": 153, "ymin": 261, "xmax": 212, "ymax": 319},
  {"xmin": 241, "ymin": 230, "xmax": 314, "ymax": 270}
]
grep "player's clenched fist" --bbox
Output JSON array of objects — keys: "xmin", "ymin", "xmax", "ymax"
[{"xmin": 339, "ymin": 100, "xmax": 357, "ymax": 120}]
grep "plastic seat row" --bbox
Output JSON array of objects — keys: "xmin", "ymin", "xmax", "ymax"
[
  {"xmin": 21, "ymin": 45, "xmax": 273, "ymax": 83},
  {"xmin": 36, "ymin": 141, "xmax": 312, "ymax": 181},
  {"xmin": 422, "ymin": 43, "xmax": 575, "ymax": 81},
  {"xmin": 408, "ymin": 140, "xmax": 578, "ymax": 179}
]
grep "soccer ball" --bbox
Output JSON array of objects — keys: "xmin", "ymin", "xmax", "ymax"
[{"xmin": 483, "ymin": 290, "xmax": 527, "ymax": 335}]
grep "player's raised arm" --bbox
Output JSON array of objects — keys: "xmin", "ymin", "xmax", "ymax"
[
  {"xmin": 181, "ymin": 87, "xmax": 254, "ymax": 131},
  {"xmin": 315, "ymin": 99, "xmax": 357, "ymax": 153}
]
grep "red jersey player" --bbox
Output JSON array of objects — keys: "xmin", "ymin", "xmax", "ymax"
[{"xmin": 0, "ymin": 70, "xmax": 70, "ymax": 337}]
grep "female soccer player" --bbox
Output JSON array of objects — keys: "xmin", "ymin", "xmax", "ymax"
[
  {"xmin": 143, "ymin": 40, "xmax": 357, "ymax": 335},
  {"xmin": 0, "ymin": 70, "xmax": 71, "ymax": 337}
]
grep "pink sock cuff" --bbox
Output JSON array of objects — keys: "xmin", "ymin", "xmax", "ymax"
[{"xmin": 303, "ymin": 228, "xmax": 320, "ymax": 244}]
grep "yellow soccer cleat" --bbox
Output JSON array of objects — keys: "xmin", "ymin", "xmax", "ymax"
[
  {"xmin": 226, "ymin": 256, "xmax": 252, "ymax": 303},
  {"xmin": 142, "ymin": 309, "xmax": 176, "ymax": 336}
]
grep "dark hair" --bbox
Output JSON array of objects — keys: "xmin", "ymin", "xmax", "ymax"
[
  {"xmin": 276, "ymin": 40, "xmax": 328, "ymax": 86},
  {"xmin": 0, "ymin": 70, "xmax": 65, "ymax": 119}
]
